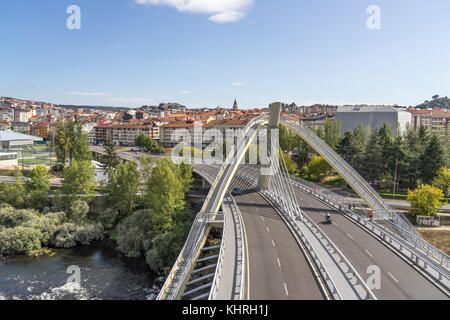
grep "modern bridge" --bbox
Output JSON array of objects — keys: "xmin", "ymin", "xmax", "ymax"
[{"xmin": 113, "ymin": 103, "xmax": 449, "ymax": 300}]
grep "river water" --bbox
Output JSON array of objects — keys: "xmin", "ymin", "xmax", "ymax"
[{"xmin": 0, "ymin": 240, "xmax": 163, "ymax": 300}]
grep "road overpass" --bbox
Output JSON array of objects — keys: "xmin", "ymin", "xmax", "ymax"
[{"xmin": 90, "ymin": 105, "xmax": 449, "ymax": 300}]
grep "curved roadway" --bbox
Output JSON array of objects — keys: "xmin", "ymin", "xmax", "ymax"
[
  {"xmin": 196, "ymin": 165, "xmax": 325, "ymax": 300},
  {"xmin": 292, "ymin": 186, "xmax": 448, "ymax": 300}
]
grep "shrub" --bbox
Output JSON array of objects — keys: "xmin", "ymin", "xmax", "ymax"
[
  {"xmin": 52, "ymin": 222, "xmax": 104, "ymax": 248},
  {"xmin": 67, "ymin": 200, "xmax": 90, "ymax": 221},
  {"xmin": 0, "ymin": 206, "xmax": 37, "ymax": 228},
  {"xmin": 116, "ymin": 210, "xmax": 153, "ymax": 258},
  {"xmin": 99, "ymin": 208, "xmax": 119, "ymax": 230},
  {"xmin": 407, "ymin": 184, "xmax": 446, "ymax": 217},
  {"xmin": 0, "ymin": 227, "xmax": 42, "ymax": 255}
]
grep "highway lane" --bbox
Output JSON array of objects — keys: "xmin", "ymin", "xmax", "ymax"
[
  {"xmin": 292, "ymin": 186, "xmax": 449, "ymax": 300},
  {"xmin": 196, "ymin": 165, "xmax": 325, "ymax": 300}
]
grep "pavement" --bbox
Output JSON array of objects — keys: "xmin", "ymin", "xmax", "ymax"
[
  {"xmin": 196, "ymin": 165, "xmax": 325, "ymax": 300},
  {"xmin": 292, "ymin": 186, "xmax": 448, "ymax": 299}
]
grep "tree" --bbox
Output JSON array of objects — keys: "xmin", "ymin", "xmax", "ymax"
[
  {"xmin": 143, "ymin": 159, "xmax": 186, "ymax": 233},
  {"xmin": 407, "ymin": 184, "xmax": 445, "ymax": 216},
  {"xmin": 55, "ymin": 122, "xmax": 72, "ymax": 168},
  {"xmin": 179, "ymin": 162, "xmax": 194, "ymax": 193},
  {"xmin": 280, "ymin": 151, "xmax": 298, "ymax": 175},
  {"xmin": 361, "ymin": 131, "xmax": 384, "ymax": 184},
  {"xmin": 116, "ymin": 209, "xmax": 153, "ymax": 258},
  {"xmin": 303, "ymin": 154, "xmax": 332, "ymax": 181},
  {"xmin": 323, "ymin": 118, "xmax": 342, "ymax": 149},
  {"xmin": 71, "ymin": 121, "xmax": 92, "ymax": 162},
  {"xmin": 419, "ymin": 133, "xmax": 446, "ymax": 184},
  {"xmin": 101, "ymin": 142, "xmax": 120, "ymax": 172},
  {"xmin": 27, "ymin": 165, "xmax": 51, "ymax": 193},
  {"xmin": 54, "ymin": 121, "xmax": 92, "ymax": 168},
  {"xmin": 0, "ymin": 170, "xmax": 26, "ymax": 208},
  {"xmin": 135, "ymin": 134, "xmax": 164, "ymax": 154},
  {"xmin": 62, "ymin": 160, "xmax": 96, "ymax": 204},
  {"xmin": 106, "ymin": 160, "xmax": 141, "ymax": 218},
  {"xmin": 432, "ymin": 167, "xmax": 450, "ymax": 195}
]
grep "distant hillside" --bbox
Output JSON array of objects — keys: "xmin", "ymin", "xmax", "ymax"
[
  {"xmin": 57, "ymin": 104, "xmax": 129, "ymax": 112},
  {"xmin": 416, "ymin": 95, "xmax": 450, "ymax": 109}
]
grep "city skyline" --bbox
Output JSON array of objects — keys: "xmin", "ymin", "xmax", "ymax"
[{"xmin": 1, "ymin": 0, "xmax": 450, "ymax": 108}]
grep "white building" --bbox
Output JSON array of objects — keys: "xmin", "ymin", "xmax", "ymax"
[
  {"xmin": 0, "ymin": 152, "xmax": 18, "ymax": 168},
  {"xmin": 335, "ymin": 105, "xmax": 412, "ymax": 136}
]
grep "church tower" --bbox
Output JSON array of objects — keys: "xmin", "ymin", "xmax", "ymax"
[{"xmin": 233, "ymin": 98, "xmax": 238, "ymax": 111}]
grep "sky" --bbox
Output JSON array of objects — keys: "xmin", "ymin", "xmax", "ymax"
[{"xmin": 0, "ymin": 0, "xmax": 449, "ymax": 109}]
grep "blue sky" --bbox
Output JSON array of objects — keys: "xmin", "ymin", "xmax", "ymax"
[{"xmin": 1, "ymin": 0, "xmax": 449, "ymax": 109}]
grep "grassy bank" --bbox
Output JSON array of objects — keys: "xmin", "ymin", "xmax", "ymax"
[{"xmin": 418, "ymin": 230, "xmax": 450, "ymax": 255}]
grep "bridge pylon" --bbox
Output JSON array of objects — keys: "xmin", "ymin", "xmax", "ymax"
[{"xmin": 258, "ymin": 102, "xmax": 282, "ymax": 190}]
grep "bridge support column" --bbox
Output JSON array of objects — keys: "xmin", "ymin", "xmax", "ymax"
[
  {"xmin": 258, "ymin": 102, "xmax": 282, "ymax": 190},
  {"xmin": 201, "ymin": 178, "xmax": 209, "ymax": 188}
]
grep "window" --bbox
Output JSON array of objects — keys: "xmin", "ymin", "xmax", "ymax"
[{"xmin": 0, "ymin": 153, "xmax": 17, "ymax": 161}]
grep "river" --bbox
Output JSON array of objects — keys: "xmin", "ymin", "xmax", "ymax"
[{"xmin": 0, "ymin": 240, "xmax": 163, "ymax": 300}]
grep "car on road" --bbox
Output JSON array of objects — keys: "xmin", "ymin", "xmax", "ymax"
[{"xmin": 232, "ymin": 187, "xmax": 242, "ymax": 196}]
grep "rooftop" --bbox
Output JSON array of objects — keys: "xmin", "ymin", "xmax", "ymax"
[{"xmin": 0, "ymin": 131, "xmax": 43, "ymax": 142}]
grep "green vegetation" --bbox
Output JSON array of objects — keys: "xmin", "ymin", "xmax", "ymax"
[
  {"xmin": 416, "ymin": 95, "xmax": 450, "ymax": 110},
  {"xmin": 135, "ymin": 134, "xmax": 165, "ymax": 154},
  {"xmin": 0, "ymin": 204, "xmax": 103, "ymax": 256},
  {"xmin": 407, "ymin": 184, "xmax": 446, "ymax": 217},
  {"xmin": 101, "ymin": 142, "xmax": 120, "ymax": 172},
  {"xmin": 325, "ymin": 176, "xmax": 347, "ymax": 187},
  {"xmin": 54, "ymin": 120, "xmax": 92, "ymax": 169},
  {"xmin": 302, "ymin": 155, "xmax": 332, "ymax": 182},
  {"xmin": 62, "ymin": 160, "xmax": 96, "ymax": 204},
  {"xmin": 99, "ymin": 158, "xmax": 195, "ymax": 273},
  {"xmin": 433, "ymin": 167, "xmax": 450, "ymax": 195}
]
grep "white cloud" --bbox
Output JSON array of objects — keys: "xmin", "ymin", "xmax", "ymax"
[
  {"xmin": 68, "ymin": 92, "xmax": 111, "ymax": 97},
  {"xmin": 136, "ymin": 0, "xmax": 254, "ymax": 23},
  {"xmin": 179, "ymin": 90, "xmax": 191, "ymax": 94},
  {"xmin": 230, "ymin": 82, "xmax": 245, "ymax": 86}
]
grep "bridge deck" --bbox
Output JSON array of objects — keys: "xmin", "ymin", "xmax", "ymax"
[
  {"xmin": 198, "ymin": 165, "xmax": 325, "ymax": 300},
  {"xmin": 293, "ymin": 186, "xmax": 448, "ymax": 300}
]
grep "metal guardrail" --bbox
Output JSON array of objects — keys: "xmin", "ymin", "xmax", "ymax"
[
  {"xmin": 200, "ymin": 168, "xmax": 246, "ymax": 300},
  {"xmin": 234, "ymin": 166, "xmax": 376, "ymax": 300},
  {"xmin": 290, "ymin": 178, "xmax": 450, "ymax": 293},
  {"xmin": 281, "ymin": 118, "xmax": 450, "ymax": 268}
]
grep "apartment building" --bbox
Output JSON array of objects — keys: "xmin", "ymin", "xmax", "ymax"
[
  {"xmin": 31, "ymin": 122, "xmax": 52, "ymax": 140},
  {"xmin": 160, "ymin": 121, "xmax": 203, "ymax": 147},
  {"xmin": 408, "ymin": 108, "xmax": 450, "ymax": 143},
  {"xmin": 94, "ymin": 121, "xmax": 114, "ymax": 145},
  {"xmin": 0, "ymin": 108, "xmax": 14, "ymax": 122},
  {"xmin": 110, "ymin": 123, "xmax": 159, "ymax": 146}
]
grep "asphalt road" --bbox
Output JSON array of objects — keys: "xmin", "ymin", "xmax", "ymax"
[
  {"xmin": 292, "ymin": 187, "xmax": 449, "ymax": 300},
  {"xmin": 196, "ymin": 165, "xmax": 325, "ymax": 300}
]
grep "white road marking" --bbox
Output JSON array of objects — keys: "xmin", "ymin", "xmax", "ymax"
[
  {"xmin": 387, "ymin": 272, "xmax": 399, "ymax": 283},
  {"xmin": 266, "ymin": 226, "xmax": 270, "ymax": 233},
  {"xmin": 364, "ymin": 249, "xmax": 374, "ymax": 258},
  {"xmin": 261, "ymin": 216, "xmax": 265, "ymax": 221},
  {"xmin": 284, "ymin": 283, "xmax": 289, "ymax": 296},
  {"xmin": 346, "ymin": 233, "xmax": 354, "ymax": 240},
  {"xmin": 272, "ymin": 240, "xmax": 276, "ymax": 248},
  {"xmin": 277, "ymin": 257, "xmax": 281, "ymax": 268},
  {"xmin": 332, "ymin": 222, "xmax": 338, "ymax": 227}
]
